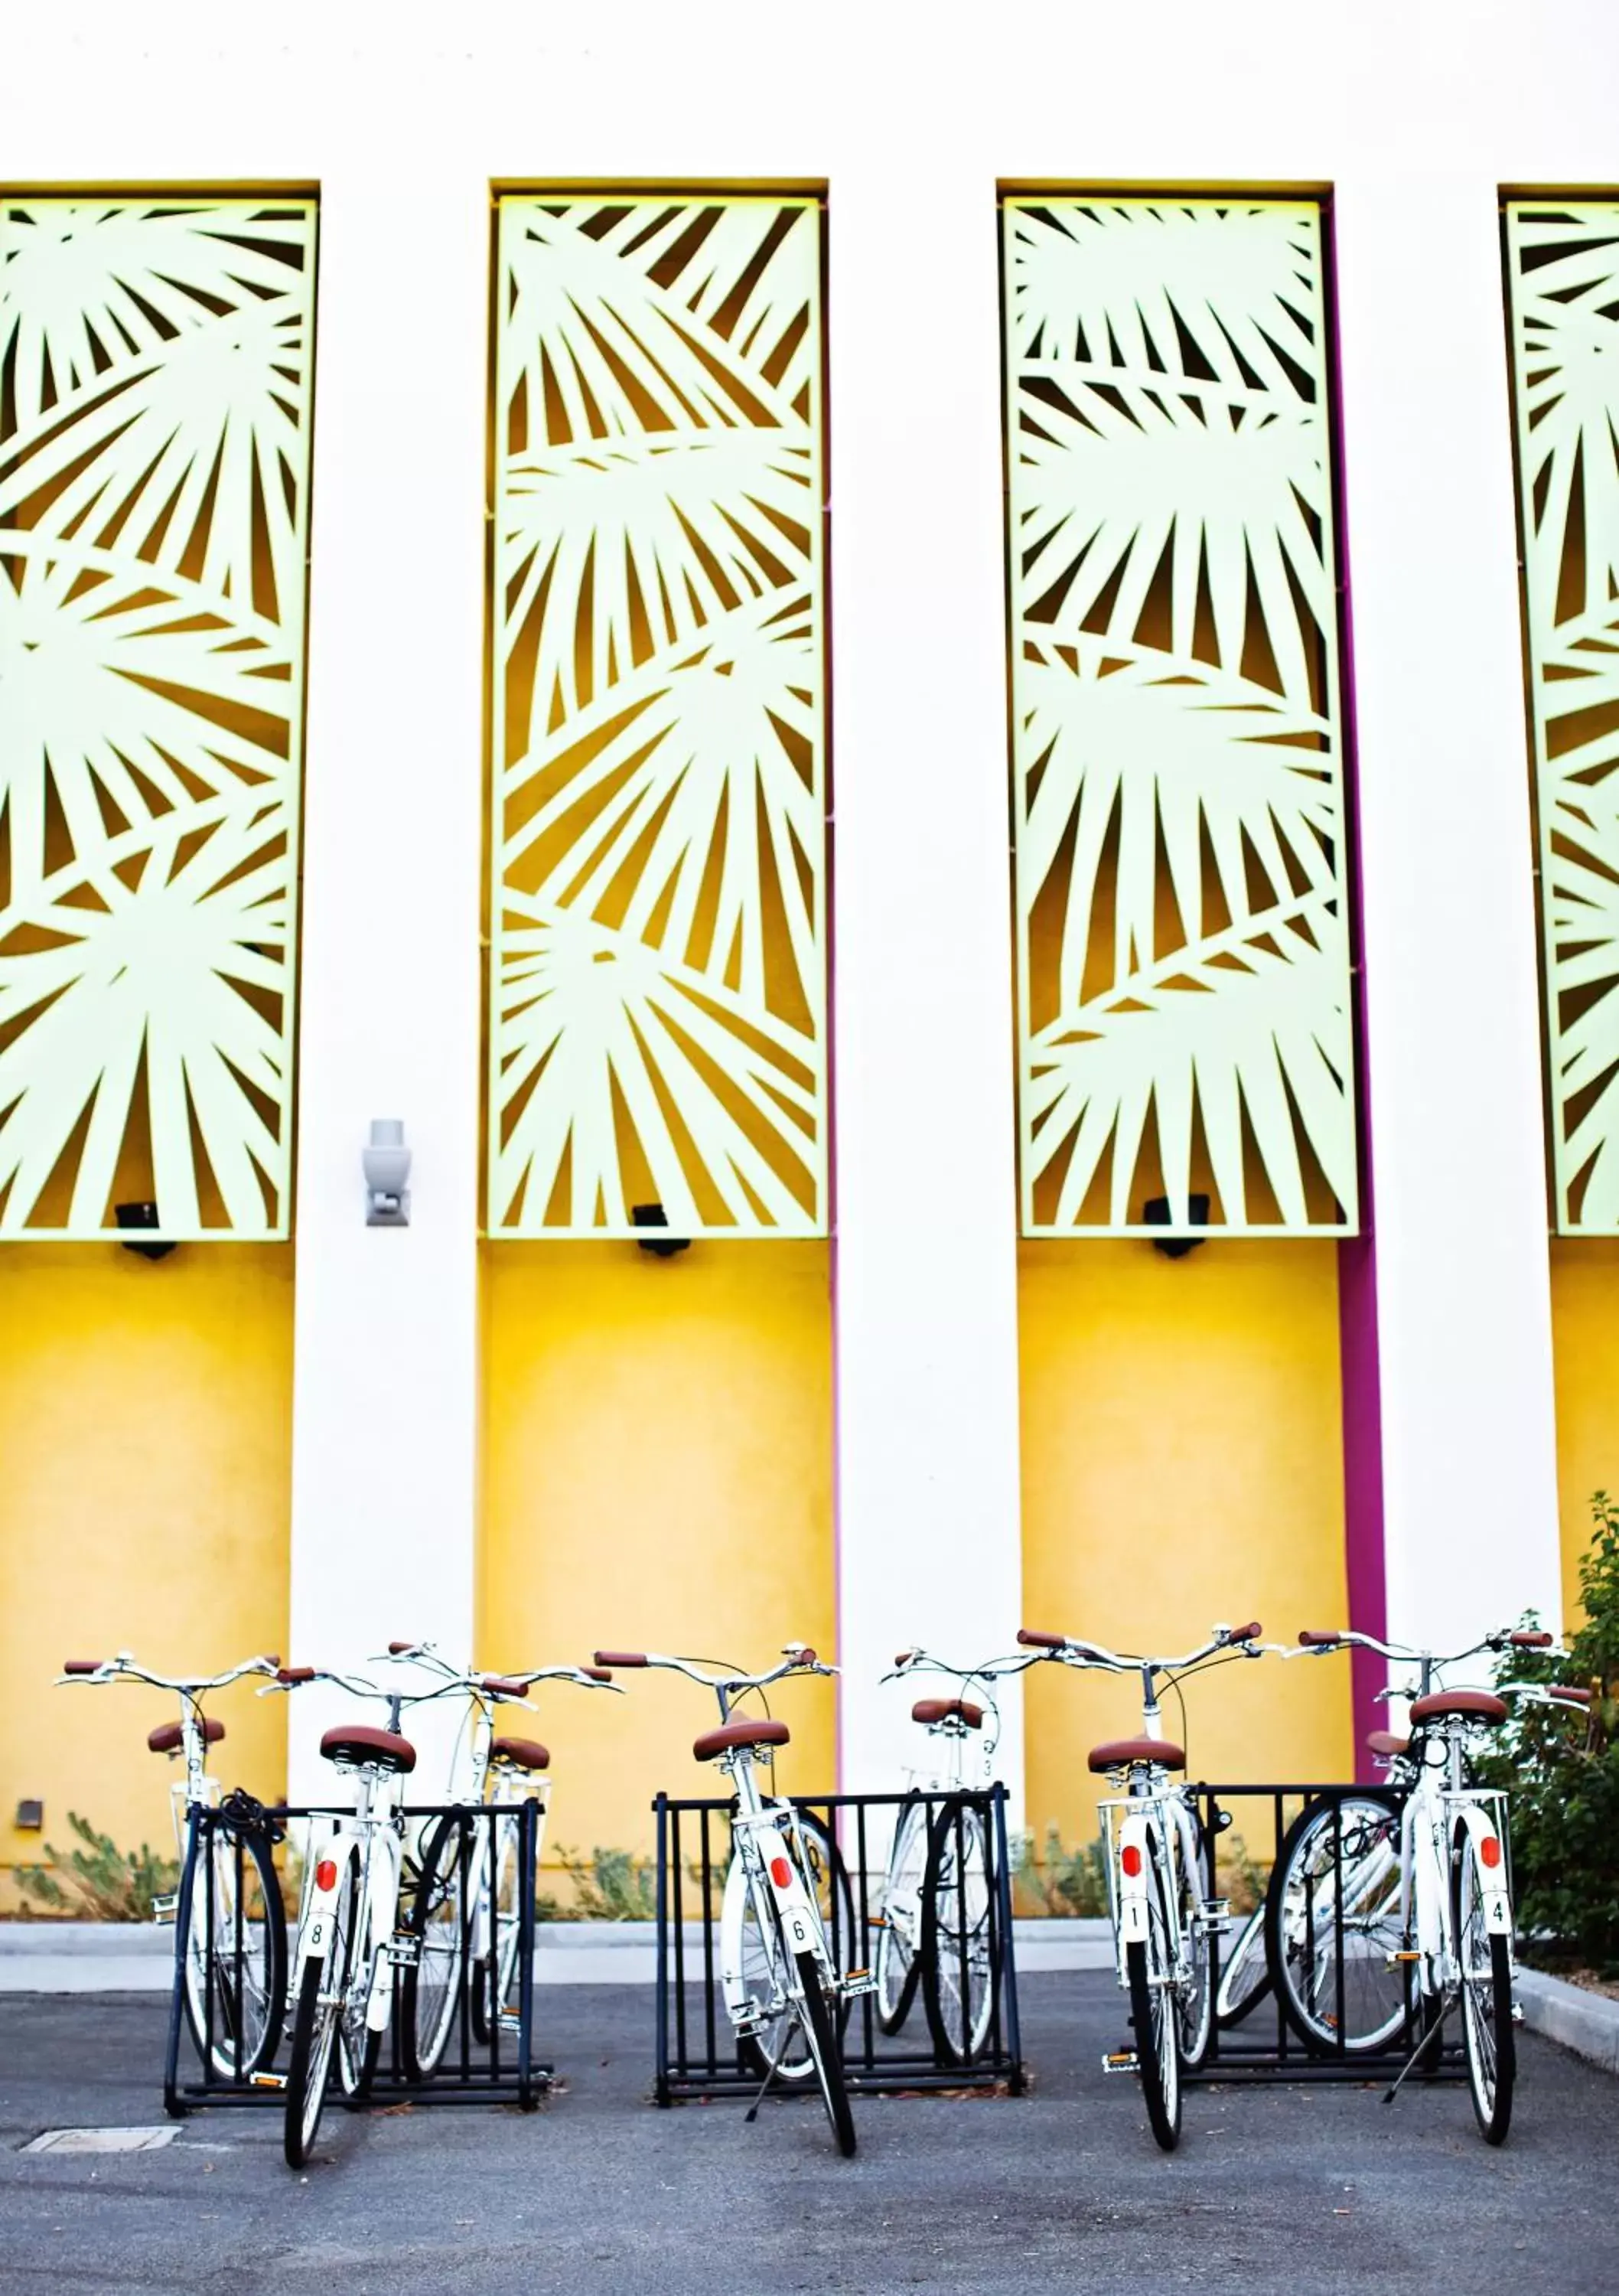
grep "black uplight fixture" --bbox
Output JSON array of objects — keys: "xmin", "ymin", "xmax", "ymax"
[
  {"xmin": 115, "ymin": 1202, "xmax": 177, "ymax": 1262},
  {"xmin": 633, "ymin": 1203, "xmax": 689, "ymax": 1259},
  {"xmin": 1142, "ymin": 1194, "xmax": 1210, "ymax": 1260}
]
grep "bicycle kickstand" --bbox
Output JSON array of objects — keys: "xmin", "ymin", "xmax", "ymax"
[
  {"xmin": 742, "ymin": 2050, "xmax": 782, "ymax": 2125},
  {"xmin": 1381, "ymin": 1993, "xmax": 1453, "ymax": 2106}
]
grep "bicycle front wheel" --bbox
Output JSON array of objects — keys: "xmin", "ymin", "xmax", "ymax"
[
  {"xmin": 1214, "ymin": 1904, "xmax": 1272, "ymax": 2030},
  {"xmin": 796, "ymin": 1949, "xmax": 856, "ymax": 2157},
  {"xmin": 1269, "ymin": 1792, "xmax": 1406, "ymax": 2055},
  {"xmin": 183, "ymin": 1825, "xmax": 285, "ymax": 2080},
  {"xmin": 1452, "ymin": 1825, "xmax": 1514, "ymax": 2144},
  {"xmin": 923, "ymin": 1801, "xmax": 997, "ymax": 2064},
  {"xmin": 875, "ymin": 1802, "xmax": 930, "ymax": 2035},
  {"xmin": 1174, "ymin": 1823, "xmax": 1214, "ymax": 2073}
]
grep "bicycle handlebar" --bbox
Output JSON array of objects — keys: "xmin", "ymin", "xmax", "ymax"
[
  {"xmin": 1015, "ymin": 1622, "xmax": 1266, "ymax": 1675},
  {"xmin": 57, "ymin": 1652, "xmax": 282, "ymax": 1695},
  {"xmin": 260, "ymin": 1665, "xmax": 377, "ymax": 1698},
  {"xmin": 591, "ymin": 1645, "xmax": 837, "ymax": 1698},
  {"xmin": 374, "ymin": 1642, "xmax": 623, "ymax": 1700},
  {"xmin": 1296, "ymin": 1625, "xmax": 1568, "ymax": 1668}
]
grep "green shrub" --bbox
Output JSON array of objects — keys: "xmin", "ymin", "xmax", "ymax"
[
  {"xmin": 1483, "ymin": 1492, "xmax": 1619, "ymax": 1977},
  {"xmin": 15, "ymin": 1813, "xmax": 180, "ymax": 1923},
  {"xmin": 1012, "ymin": 1824, "xmax": 1110, "ymax": 1917},
  {"xmin": 552, "ymin": 1844, "xmax": 657, "ymax": 1920}
]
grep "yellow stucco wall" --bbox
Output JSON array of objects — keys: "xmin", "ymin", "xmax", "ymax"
[
  {"xmin": 0, "ymin": 1247, "xmax": 293, "ymax": 1897},
  {"xmin": 1549, "ymin": 1240, "xmax": 1619, "ymax": 1624},
  {"xmin": 1018, "ymin": 1238, "xmax": 1354, "ymax": 1851},
  {"xmin": 479, "ymin": 1242, "xmax": 835, "ymax": 1859}
]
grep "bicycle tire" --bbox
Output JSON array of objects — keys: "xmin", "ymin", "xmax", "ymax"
[
  {"xmin": 1267, "ymin": 1791, "xmax": 1409, "ymax": 2056},
  {"xmin": 283, "ymin": 1863, "xmax": 358, "ymax": 2168},
  {"xmin": 1176, "ymin": 1822, "xmax": 1215, "ymax": 2073},
  {"xmin": 733, "ymin": 1812, "xmax": 852, "ymax": 2082},
  {"xmin": 796, "ymin": 1949, "xmax": 856, "ymax": 2157},
  {"xmin": 182, "ymin": 1824, "xmax": 286, "ymax": 2080},
  {"xmin": 1126, "ymin": 1916, "xmax": 1181, "ymax": 2151},
  {"xmin": 1451, "ymin": 1826, "xmax": 1514, "ymax": 2144},
  {"xmin": 922, "ymin": 1801, "xmax": 997, "ymax": 2065},
  {"xmin": 402, "ymin": 1812, "xmax": 470, "ymax": 2079},
  {"xmin": 469, "ymin": 1817, "xmax": 524, "ymax": 2046},
  {"xmin": 875, "ymin": 1802, "xmax": 930, "ymax": 2036},
  {"xmin": 1213, "ymin": 1904, "xmax": 1272, "ymax": 2029}
]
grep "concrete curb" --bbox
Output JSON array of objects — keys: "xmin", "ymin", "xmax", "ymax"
[
  {"xmin": 0, "ymin": 1913, "xmax": 1116, "ymax": 1991},
  {"xmin": 1516, "ymin": 1967, "xmax": 1619, "ymax": 2076}
]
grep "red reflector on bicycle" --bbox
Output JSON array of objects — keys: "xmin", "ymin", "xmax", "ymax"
[
  {"xmin": 1480, "ymin": 1836, "xmax": 1502, "ymax": 1869},
  {"xmin": 314, "ymin": 1858, "xmax": 337, "ymax": 1892},
  {"xmin": 1120, "ymin": 1844, "xmax": 1143, "ymax": 1878},
  {"xmin": 770, "ymin": 1855, "xmax": 793, "ymax": 1889}
]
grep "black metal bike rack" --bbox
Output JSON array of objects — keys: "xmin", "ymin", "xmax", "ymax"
[
  {"xmin": 653, "ymin": 1786, "xmax": 1024, "ymax": 2103},
  {"xmin": 163, "ymin": 1798, "xmax": 549, "ymax": 2115},
  {"xmin": 1167, "ymin": 1782, "xmax": 1467, "ymax": 2085}
]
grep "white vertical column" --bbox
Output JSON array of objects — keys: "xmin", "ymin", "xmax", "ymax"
[
  {"xmin": 1334, "ymin": 175, "xmax": 1562, "ymax": 1647},
  {"xmin": 286, "ymin": 168, "xmax": 489, "ymax": 1794},
  {"xmin": 829, "ymin": 163, "xmax": 1027, "ymax": 1808}
]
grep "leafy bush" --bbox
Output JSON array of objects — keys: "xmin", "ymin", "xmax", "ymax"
[
  {"xmin": 1012, "ymin": 1824, "xmax": 1110, "ymax": 1917},
  {"xmin": 15, "ymin": 1813, "xmax": 180, "ymax": 1923},
  {"xmin": 552, "ymin": 1844, "xmax": 657, "ymax": 1920},
  {"xmin": 1483, "ymin": 1492, "xmax": 1619, "ymax": 1977}
]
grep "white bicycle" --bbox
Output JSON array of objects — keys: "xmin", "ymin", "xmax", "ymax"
[
  {"xmin": 377, "ymin": 1641, "xmax": 618, "ymax": 2078},
  {"xmin": 59, "ymin": 1650, "xmax": 285, "ymax": 2080},
  {"xmin": 878, "ymin": 1645, "xmax": 1021, "ymax": 2063},
  {"xmin": 1018, "ymin": 1619, "xmax": 1268, "ymax": 2150},
  {"xmin": 598, "ymin": 1642, "xmax": 865, "ymax": 2156},
  {"xmin": 1295, "ymin": 1623, "xmax": 1578, "ymax": 2141}
]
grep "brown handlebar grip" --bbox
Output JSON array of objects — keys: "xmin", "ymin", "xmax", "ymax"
[
  {"xmin": 263, "ymin": 1655, "xmax": 282, "ymax": 1670},
  {"xmin": 277, "ymin": 1665, "xmax": 315, "ymax": 1684},
  {"xmin": 1227, "ymin": 1621, "xmax": 1263, "ymax": 1645},
  {"xmin": 479, "ymin": 1676, "xmax": 529, "ymax": 1698},
  {"xmin": 1510, "ymin": 1630, "xmax": 1553, "ymax": 1649},
  {"xmin": 594, "ymin": 1651, "xmax": 648, "ymax": 1668},
  {"xmin": 582, "ymin": 1667, "xmax": 613, "ymax": 1683},
  {"xmin": 1296, "ymin": 1630, "xmax": 1344, "ymax": 1647},
  {"xmin": 794, "ymin": 1647, "xmax": 818, "ymax": 1666},
  {"xmin": 1017, "ymin": 1629, "xmax": 1067, "ymax": 1649},
  {"xmin": 1551, "ymin": 1684, "xmax": 1592, "ymax": 1704},
  {"xmin": 62, "ymin": 1661, "xmax": 103, "ymax": 1675},
  {"xmin": 387, "ymin": 1640, "xmax": 417, "ymax": 1655},
  {"xmin": 894, "ymin": 1650, "xmax": 917, "ymax": 1668}
]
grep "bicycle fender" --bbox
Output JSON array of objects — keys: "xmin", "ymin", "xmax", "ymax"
[
  {"xmin": 294, "ymin": 1842, "xmax": 353, "ymax": 1973},
  {"xmin": 764, "ymin": 1840, "xmax": 819, "ymax": 1960},
  {"xmin": 1116, "ymin": 1812, "xmax": 1153, "ymax": 1948},
  {"xmin": 1454, "ymin": 1805, "xmax": 1513, "ymax": 1937}
]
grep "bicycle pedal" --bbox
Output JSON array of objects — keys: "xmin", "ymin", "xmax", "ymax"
[
  {"xmin": 151, "ymin": 1895, "xmax": 178, "ymax": 1927},
  {"xmin": 1386, "ymin": 1951, "xmax": 1422, "ymax": 1965},
  {"xmin": 841, "ymin": 1968, "xmax": 878, "ymax": 1998},
  {"xmin": 249, "ymin": 2072, "xmax": 287, "ymax": 2090},
  {"xmin": 1510, "ymin": 2001, "xmax": 1525, "ymax": 2025},
  {"xmin": 866, "ymin": 1914, "xmax": 890, "ymax": 1929},
  {"xmin": 383, "ymin": 1934, "xmax": 421, "ymax": 1969},
  {"xmin": 499, "ymin": 2013, "xmax": 522, "ymax": 2035},
  {"xmin": 1102, "ymin": 2050, "xmax": 1140, "ymax": 2075}
]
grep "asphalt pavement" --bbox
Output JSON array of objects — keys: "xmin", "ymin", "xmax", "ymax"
[{"xmin": 1, "ymin": 1975, "xmax": 1614, "ymax": 2294}]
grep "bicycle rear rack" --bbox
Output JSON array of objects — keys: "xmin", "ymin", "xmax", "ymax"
[
  {"xmin": 1168, "ymin": 1782, "xmax": 1469, "ymax": 2085},
  {"xmin": 162, "ymin": 1799, "xmax": 549, "ymax": 2115},
  {"xmin": 653, "ymin": 1786, "xmax": 1025, "ymax": 2103}
]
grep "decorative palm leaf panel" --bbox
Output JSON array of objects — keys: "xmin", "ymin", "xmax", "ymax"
[
  {"xmin": 1003, "ymin": 198, "xmax": 1358, "ymax": 1238},
  {"xmin": 1505, "ymin": 203, "xmax": 1619, "ymax": 1234},
  {"xmin": 488, "ymin": 195, "xmax": 828, "ymax": 1238},
  {"xmin": 0, "ymin": 197, "xmax": 316, "ymax": 1241}
]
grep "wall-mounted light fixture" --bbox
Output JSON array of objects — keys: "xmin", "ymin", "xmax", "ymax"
[
  {"xmin": 363, "ymin": 1120, "xmax": 412, "ymax": 1227},
  {"xmin": 1143, "ymin": 1193, "xmax": 1210, "ymax": 1260},
  {"xmin": 115, "ymin": 1202, "xmax": 177, "ymax": 1261},
  {"xmin": 15, "ymin": 1799, "xmax": 43, "ymax": 1831},
  {"xmin": 633, "ymin": 1202, "xmax": 689, "ymax": 1258}
]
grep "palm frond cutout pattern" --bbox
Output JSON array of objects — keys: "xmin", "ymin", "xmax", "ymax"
[
  {"xmin": 0, "ymin": 197, "xmax": 316, "ymax": 1240},
  {"xmin": 1003, "ymin": 198, "xmax": 1359, "ymax": 1236},
  {"xmin": 1506, "ymin": 202, "xmax": 1619, "ymax": 1233},
  {"xmin": 489, "ymin": 197, "xmax": 828, "ymax": 1236}
]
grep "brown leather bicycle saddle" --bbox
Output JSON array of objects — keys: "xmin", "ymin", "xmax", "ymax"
[
  {"xmin": 692, "ymin": 1718, "xmax": 790, "ymax": 1763},
  {"xmin": 1088, "ymin": 1736, "xmax": 1186, "ymax": 1773}
]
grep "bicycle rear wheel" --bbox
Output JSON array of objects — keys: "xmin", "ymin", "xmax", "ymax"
[
  {"xmin": 875, "ymin": 1802, "xmax": 930, "ymax": 2036},
  {"xmin": 732, "ymin": 1812, "xmax": 852, "ymax": 2082},
  {"xmin": 923, "ymin": 1801, "xmax": 997, "ymax": 2064},
  {"xmin": 283, "ymin": 1862, "xmax": 359, "ymax": 2169},
  {"xmin": 1213, "ymin": 1905, "xmax": 1272, "ymax": 2030},
  {"xmin": 1175, "ymin": 1824, "xmax": 1214, "ymax": 2073},
  {"xmin": 183, "ymin": 1825, "xmax": 285, "ymax": 2080},
  {"xmin": 403, "ymin": 1813, "xmax": 470, "ymax": 2079},
  {"xmin": 1269, "ymin": 1792, "xmax": 1406, "ymax": 2055},
  {"xmin": 1127, "ymin": 1855, "xmax": 1181, "ymax": 2151},
  {"xmin": 796, "ymin": 1949, "xmax": 856, "ymax": 2157},
  {"xmin": 1452, "ymin": 1827, "xmax": 1514, "ymax": 2144}
]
